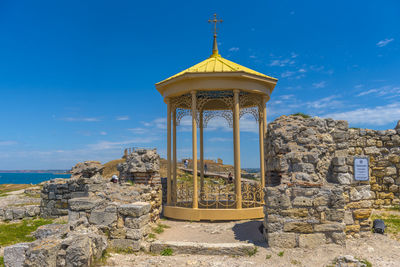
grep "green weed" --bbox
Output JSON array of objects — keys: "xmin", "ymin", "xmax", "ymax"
[
  {"xmin": 291, "ymin": 259, "xmax": 302, "ymax": 265},
  {"xmin": 152, "ymin": 223, "xmax": 170, "ymax": 234},
  {"xmin": 278, "ymin": 251, "xmax": 284, "ymax": 257},
  {"xmin": 247, "ymin": 247, "xmax": 258, "ymax": 256},
  {"xmin": 160, "ymin": 247, "xmax": 173, "ymax": 256},
  {"xmin": 291, "ymin": 113, "xmax": 311, "ymax": 119},
  {"xmin": 265, "ymin": 254, "xmax": 272, "ymax": 259}
]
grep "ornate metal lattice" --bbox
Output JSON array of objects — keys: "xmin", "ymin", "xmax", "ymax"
[
  {"xmin": 173, "ymin": 179, "xmax": 264, "ymax": 209},
  {"xmin": 202, "ymin": 110, "xmax": 233, "ymax": 128},
  {"xmin": 170, "ymin": 90, "xmax": 264, "ymax": 128}
]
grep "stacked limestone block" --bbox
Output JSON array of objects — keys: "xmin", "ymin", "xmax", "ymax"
[
  {"xmin": 265, "ymin": 185, "xmax": 346, "ymax": 248},
  {"xmin": 3, "ymin": 219, "xmax": 107, "ymax": 267},
  {"xmin": 0, "ymin": 205, "xmax": 40, "ymax": 222},
  {"xmin": 41, "ymin": 156, "xmax": 163, "ymax": 221},
  {"xmin": 263, "ymin": 115, "xmax": 400, "ymax": 247},
  {"xmin": 68, "ymin": 197, "xmax": 151, "ymax": 251},
  {"xmin": 346, "ymin": 128, "xmax": 400, "ymax": 208},
  {"xmin": 118, "ymin": 148, "xmax": 161, "ymax": 184}
]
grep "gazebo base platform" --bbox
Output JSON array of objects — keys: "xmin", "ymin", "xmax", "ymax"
[{"xmin": 163, "ymin": 205, "xmax": 264, "ymax": 221}]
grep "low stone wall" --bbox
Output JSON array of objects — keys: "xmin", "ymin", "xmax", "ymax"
[
  {"xmin": 69, "ymin": 198, "xmax": 152, "ymax": 251},
  {"xmin": 263, "ymin": 115, "xmax": 400, "ymax": 247},
  {"xmin": 40, "ymin": 176, "xmax": 162, "ymax": 222},
  {"xmin": 0, "ymin": 205, "xmax": 40, "ymax": 221},
  {"xmin": 265, "ymin": 185, "xmax": 346, "ymax": 248}
]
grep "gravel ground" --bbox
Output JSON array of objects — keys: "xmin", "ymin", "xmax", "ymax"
[
  {"xmin": 103, "ymin": 219, "xmax": 400, "ymax": 267},
  {"xmin": 104, "ymin": 234, "xmax": 400, "ymax": 266}
]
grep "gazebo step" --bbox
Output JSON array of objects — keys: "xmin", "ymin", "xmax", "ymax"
[{"xmin": 149, "ymin": 240, "xmax": 256, "ymax": 256}]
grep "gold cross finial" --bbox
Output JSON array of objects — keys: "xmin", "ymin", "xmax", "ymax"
[
  {"xmin": 208, "ymin": 14, "xmax": 223, "ymax": 57},
  {"xmin": 208, "ymin": 13, "xmax": 223, "ymax": 36}
]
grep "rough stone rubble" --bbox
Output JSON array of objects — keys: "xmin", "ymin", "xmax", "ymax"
[{"xmin": 4, "ymin": 150, "xmax": 162, "ymax": 267}]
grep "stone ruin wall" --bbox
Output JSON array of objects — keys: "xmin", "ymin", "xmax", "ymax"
[
  {"xmin": 39, "ymin": 152, "xmax": 163, "ymax": 250},
  {"xmin": 118, "ymin": 148, "xmax": 161, "ymax": 185},
  {"xmin": 3, "ymin": 151, "xmax": 164, "ymax": 267},
  {"xmin": 263, "ymin": 115, "xmax": 400, "ymax": 248}
]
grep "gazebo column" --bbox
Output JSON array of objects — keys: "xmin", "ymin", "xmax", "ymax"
[
  {"xmin": 166, "ymin": 98, "xmax": 172, "ymax": 205},
  {"xmin": 233, "ymin": 89, "xmax": 242, "ymax": 209},
  {"xmin": 173, "ymin": 108, "xmax": 177, "ymax": 202},
  {"xmin": 259, "ymin": 101, "xmax": 265, "ymax": 188},
  {"xmin": 264, "ymin": 97, "xmax": 267, "ymax": 135},
  {"xmin": 200, "ymin": 111, "xmax": 204, "ymax": 199},
  {"xmin": 191, "ymin": 91, "xmax": 198, "ymax": 209}
]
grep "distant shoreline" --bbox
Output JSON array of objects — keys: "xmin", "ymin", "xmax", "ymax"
[{"xmin": 0, "ymin": 170, "xmax": 69, "ymax": 174}]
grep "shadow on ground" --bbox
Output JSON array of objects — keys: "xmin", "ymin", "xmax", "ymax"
[{"xmin": 232, "ymin": 220, "xmax": 267, "ymax": 247}]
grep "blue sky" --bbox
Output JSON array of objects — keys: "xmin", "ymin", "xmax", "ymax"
[{"xmin": 0, "ymin": 0, "xmax": 399, "ymax": 170}]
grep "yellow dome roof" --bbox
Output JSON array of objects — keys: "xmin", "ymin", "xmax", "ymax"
[{"xmin": 156, "ymin": 53, "xmax": 277, "ymax": 85}]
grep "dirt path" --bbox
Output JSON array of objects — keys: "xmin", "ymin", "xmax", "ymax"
[{"xmin": 104, "ymin": 219, "xmax": 400, "ymax": 267}]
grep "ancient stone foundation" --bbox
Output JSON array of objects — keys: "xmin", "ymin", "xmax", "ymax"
[
  {"xmin": 5, "ymin": 153, "xmax": 163, "ymax": 266},
  {"xmin": 263, "ymin": 115, "xmax": 400, "ymax": 247}
]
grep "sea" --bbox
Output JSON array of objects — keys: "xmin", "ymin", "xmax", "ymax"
[{"xmin": 0, "ymin": 173, "xmax": 71, "ymax": 185}]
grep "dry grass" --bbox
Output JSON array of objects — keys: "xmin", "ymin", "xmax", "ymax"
[
  {"xmin": 0, "ymin": 184, "xmax": 33, "ymax": 196},
  {"xmin": 102, "ymin": 158, "xmax": 126, "ymax": 178}
]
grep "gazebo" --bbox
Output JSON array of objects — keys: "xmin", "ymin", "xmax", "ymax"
[{"xmin": 155, "ymin": 15, "xmax": 278, "ymax": 221}]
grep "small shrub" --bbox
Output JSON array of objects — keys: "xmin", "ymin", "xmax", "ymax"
[
  {"xmin": 247, "ymin": 247, "xmax": 257, "ymax": 256},
  {"xmin": 160, "ymin": 247, "xmax": 173, "ymax": 256},
  {"xmin": 147, "ymin": 233, "xmax": 156, "ymax": 239},
  {"xmin": 291, "ymin": 112, "xmax": 311, "ymax": 119},
  {"xmin": 152, "ymin": 223, "xmax": 170, "ymax": 234},
  {"xmin": 265, "ymin": 254, "xmax": 272, "ymax": 259},
  {"xmin": 112, "ymin": 247, "xmax": 135, "ymax": 254},
  {"xmin": 278, "ymin": 251, "xmax": 284, "ymax": 257},
  {"xmin": 93, "ymin": 249, "xmax": 111, "ymax": 266},
  {"xmin": 360, "ymin": 259, "xmax": 372, "ymax": 267},
  {"xmin": 291, "ymin": 259, "xmax": 301, "ymax": 265},
  {"xmin": 0, "ymin": 256, "xmax": 4, "ymax": 267}
]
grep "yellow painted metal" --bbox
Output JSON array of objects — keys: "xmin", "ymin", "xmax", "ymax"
[
  {"xmin": 191, "ymin": 91, "xmax": 198, "ymax": 209},
  {"xmin": 233, "ymin": 90, "xmax": 242, "ymax": 209},
  {"xmin": 164, "ymin": 205, "xmax": 264, "ymax": 221},
  {"xmin": 167, "ymin": 98, "xmax": 172, "ymax": 205},
  {"xmin": 157, "ymin": 53, "xmax": 276, "ymax": 86}
]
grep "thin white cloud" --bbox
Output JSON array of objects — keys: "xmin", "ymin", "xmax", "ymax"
[
  {"xmin": 270, "ymin": 58, "xmax": 295, "ymax": 67},
  {"xmin": 281, "ymin": 71, "xmax": 295, "ymax": 78},
  {"xmin": 356, "ymin": 85, "xmax": 400, "ymax": 97},
  {"xmin": 128, "ymin": 128, "xmax": 148, "ymax": 134},
  {"xmin": 0, "ymin": 141, "xmax": 17, "ymax": 146},
  {"xmin": 62, "ymin": 117, "xmax": 100, "ymax": 122},
  {"xmin": 357, "ymin": 89, "xmax": 378, "ymax": 97},
  {"xmin": 229, "ymin": 47, "xmax": 239, "ymax": 52},
  {"xmin": 376, "ymin": 38, "xmax": 394, "ymax": 47},
  {"xmin": 87, "ymin": 137, "xmax": 158, "ymax": 150},
  {"xmin": 313, "ymin": 81, "xmax": 327, "ymax": 88},
  {"xmin": 100, "ymin": 131, "xmax": 107, "ymax": 135},
  {"xmin": 306, "ymin": 95, "xmax": 341, "ymax": 109},
  {"xmin": 324, "ymin": 103, "xmax": 400, "ymax": 126},
  {"xmin": 116, "ymin": 116, "xmax": 130, "ymax": 121}
]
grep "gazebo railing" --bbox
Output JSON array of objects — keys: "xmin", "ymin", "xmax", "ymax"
[{"xmin": 172, "ymin": 180, "xmax": 263, "ymax": 209}]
